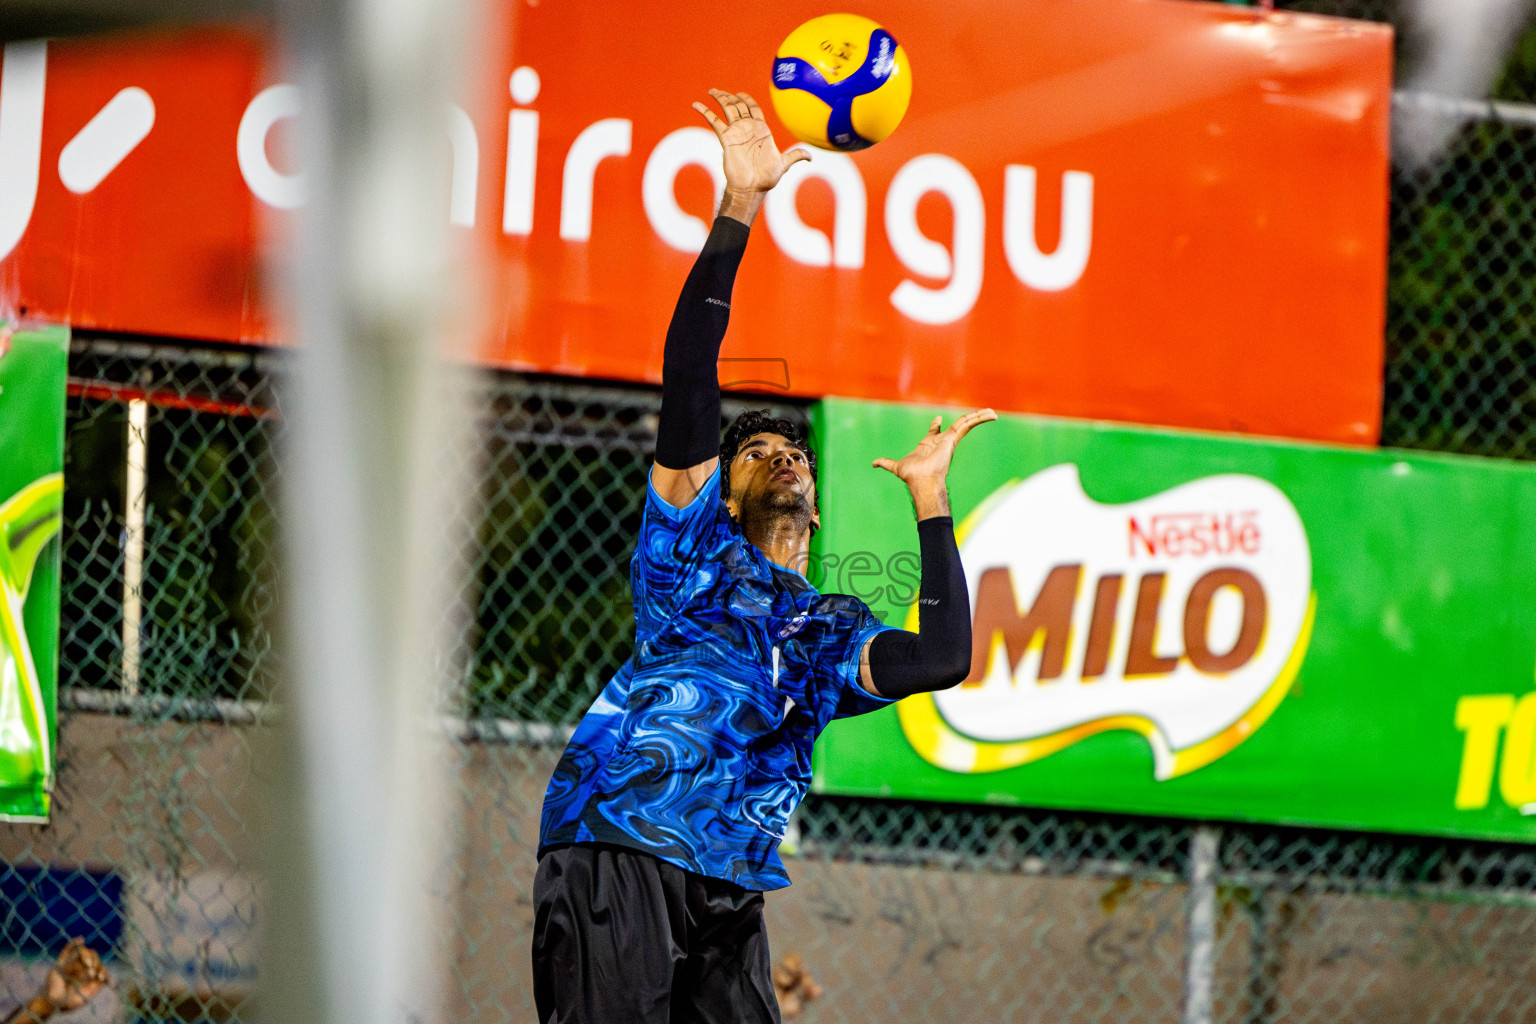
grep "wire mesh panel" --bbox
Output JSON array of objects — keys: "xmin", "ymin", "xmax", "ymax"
[
  {"xmin": 1383, "ymin": 106, "xmax": 1536, "ymax": 458},
  {"xmin": 60, "ymin": 339, "xmax": 281, "ymax": 705},
  {"xmin": 778, "ymin": 800, "xmax": 1195, "ymax": 1024},
  {"xmin": 1211, "ymin": 826, "xmax": 1536, "ymax": 1024}
]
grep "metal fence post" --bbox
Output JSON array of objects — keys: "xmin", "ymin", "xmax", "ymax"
[
  {"xmin": 1183, "ymin": 825, "xmax": 1222, "ymax": 1024},
  {"xmin": 121, "ymin": 396, "xmax": 147, "ymax": 698}
]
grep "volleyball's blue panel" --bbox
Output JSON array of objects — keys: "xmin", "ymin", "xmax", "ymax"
[
  {"xmin": 538, "ymin": 465, "xmax": 895, "ymax": 890},
  {"xmin": 771, "ymin": 28, "xmax": 898, "ymax": 152}
]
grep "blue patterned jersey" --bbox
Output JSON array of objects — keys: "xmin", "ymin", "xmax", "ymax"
[{"xmin": 538, "ymin": 465, "xmax": 896, "ymax": 890}]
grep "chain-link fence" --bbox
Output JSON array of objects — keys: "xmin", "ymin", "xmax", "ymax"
[
  {"xmin": 4, "ymin": 12, "xmax": 1536, "ymax": 1019},
  {"xmin": 0, "ymin": 320, "xmax": 1530, "ymax": 1023},
  {"xmin": 1383, "ymin": 95, "xmax": 1536, "ymax": 459}
]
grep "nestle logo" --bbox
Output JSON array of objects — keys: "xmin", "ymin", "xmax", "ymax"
[
  {"xmin": 925, "ymin": 464, "xmax": 1311, "ymax": 782},
  {"xmin": 1128, "ymin": 511, "xmax": 1260, "ymax": 558}
]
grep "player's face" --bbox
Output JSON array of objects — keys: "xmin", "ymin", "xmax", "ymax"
[{"xmin": 726, "ymin": 432, "xmax": 819, "ymax": 527}]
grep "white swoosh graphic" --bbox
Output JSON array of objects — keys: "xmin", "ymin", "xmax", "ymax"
[{"xmin": 0, "ymin": 41, "xmax": 45, "ymax": 263}]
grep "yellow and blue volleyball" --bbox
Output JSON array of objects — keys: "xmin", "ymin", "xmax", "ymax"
[{"xmin": 769, "ymin": 14, "xmax": 912, "ymax": 152}]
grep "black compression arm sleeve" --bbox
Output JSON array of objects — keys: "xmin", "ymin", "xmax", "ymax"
[
  {"xmin": 867, "ymin": 516, "xmax": 973, "ymax": 699},
  {"xmin": 654, "ymin": 216, "xmax": 751, "ymax": 470}
]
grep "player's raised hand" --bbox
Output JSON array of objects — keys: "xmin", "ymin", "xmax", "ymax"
[
  {"xmin": 44, "ymin": 937, "xmax": 110, "ymax": 1012},
  {"xmin": 871, "ymin": 409, "xmax": 997, "ymax": 486},
  {"xmin": 693, "ymin": 89, "xmax": 810, "ymax": 194}
]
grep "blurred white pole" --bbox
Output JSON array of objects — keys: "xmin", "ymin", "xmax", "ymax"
[
  {"xmin": 1398, "ymin": 0, "xmax": 1536, "ymax": 167},
  {"xmin": 121, "ymin": 397, "xmax": 147, "ymax": 699},
  {"xmin": 264, "ymin": 0, "xmax": 478, "ymax": 1018}
]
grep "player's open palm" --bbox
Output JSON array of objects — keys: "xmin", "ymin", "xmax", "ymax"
[
  {"xmin": 872, "ymin": 409, "xmax": 997, "ymax": 484},
  {"xmin": 694, "ymin": 89, "xmax": 809, "ymax": 193}
]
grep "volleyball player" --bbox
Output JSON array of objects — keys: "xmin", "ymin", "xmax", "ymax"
[{"xmin": 533, "ymin": 88, "xmax": 994, "ymax": 1024}]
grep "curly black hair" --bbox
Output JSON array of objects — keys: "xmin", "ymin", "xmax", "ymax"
[{"xmin": 719, "ymin": 410, "xmax": 818, "ymax": 499}]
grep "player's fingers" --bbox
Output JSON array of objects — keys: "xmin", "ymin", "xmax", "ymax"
[
  {"xmin": 711, "ymin": 89, "xmax": 741, "ymax": 121},
  {"xmin": 925, "ymin": 415, "xmax": 943, "ymax": 437},
  {"xmin": 740, "ymin": 91, "xmax": 766, "ymax": 120},
  {"xmin": 949, "ymin": 408, "xmax": 997, "ymax": 437},
  {"xmin": 707, "ymin": 89, "xmax": 735, "ymax": 120},
  {"xmin": 693, "ymin": 102, "xmax": 728, "ymax": 138},
  {"xmin": 872, "ymin": 457, "xmax": 899, "ymax": 473},
  {"xmin": 725, "ymin": 92, "xmax": 751, "ymax": 121},
  {"xmin": 780, "ymin": 147, "xmax": 812, "ymax": 173}
]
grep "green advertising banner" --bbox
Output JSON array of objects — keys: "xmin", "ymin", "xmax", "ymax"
[
  {"xmin": 810, "ymin": 397, "xmax": 1536, "ymax": 843},
  {"xmin": 0, "ymin": 325, "xmax": 67, "ymax": 822}
]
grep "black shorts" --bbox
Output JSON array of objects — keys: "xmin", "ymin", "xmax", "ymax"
[{"xmin": 532, "ymin": 843, "xmax": 781, "ymax": 1024}]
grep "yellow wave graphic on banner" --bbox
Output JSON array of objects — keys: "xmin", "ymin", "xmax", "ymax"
[{"xmin": 0, "ymin": 473, "xmax": 63, "ymax": 791}]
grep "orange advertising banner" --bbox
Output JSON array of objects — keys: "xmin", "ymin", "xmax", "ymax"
[
  {"xmin": 0, "ymin": 1, "xmax": 1391, "ymax": 442},
  {"xmin": 0, "ymin": 29, "xmax": 273, "ymax": 343}
]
